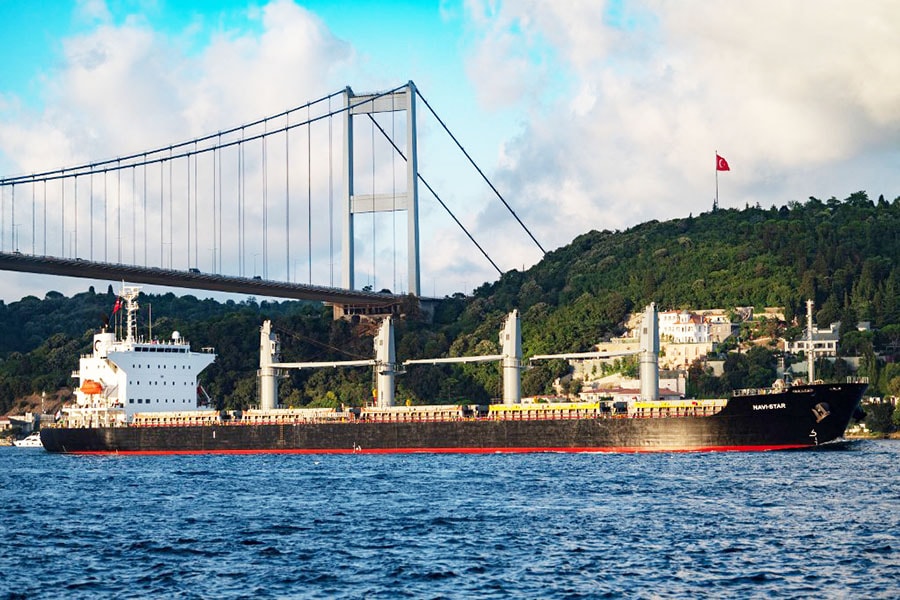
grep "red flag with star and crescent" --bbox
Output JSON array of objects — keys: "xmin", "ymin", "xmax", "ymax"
[{"xmin": 716, "ymin": 154, "xmax": 730, "ymax": 171}]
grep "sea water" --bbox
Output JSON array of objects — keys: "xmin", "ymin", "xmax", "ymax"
[{"xmin": 2, "ymin": 441, "xmax": 899, "ymax": 599}]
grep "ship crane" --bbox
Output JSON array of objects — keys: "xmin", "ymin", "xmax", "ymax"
[
  {"xmin": 403, "ymin": 309, "xmax": 521, "ymax": 404},
  {"xmin": 259, "ymin": 317, "xmax": 399, "ymax": 408},
  {"xmin": 528, "ymin": 303, "xmax": 660, "ymax": 402},
  {"xmin": 259, "ymin": 304, "xmax": 661, "ymax": 409}
]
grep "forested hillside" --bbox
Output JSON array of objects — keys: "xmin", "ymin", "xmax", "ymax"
[{"xmin": 2, "ymin": 191, "xmax": 900, "ymax": 416}]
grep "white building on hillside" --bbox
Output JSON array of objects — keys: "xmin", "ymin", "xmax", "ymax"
[
  {"xmin": 659, "ymin": 310, "xmax": 711, "ymax": 343},
  {"xmin": 784, "ymin": 323, "xmax": 839, "ymax": 357}
]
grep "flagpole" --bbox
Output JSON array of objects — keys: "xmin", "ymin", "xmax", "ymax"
[{"xmin": 715, "ymin": 150, "xmax": 719, "ymax": 210}]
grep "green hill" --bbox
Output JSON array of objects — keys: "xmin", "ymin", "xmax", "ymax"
[{"xmin": 2, "ymin": 191, "xmax": 900, "ymax": 417}]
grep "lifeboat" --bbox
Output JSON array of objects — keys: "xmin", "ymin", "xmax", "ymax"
[{"xmin": 80, "ymin": 380, "xmax": 103, "ymax": 395}]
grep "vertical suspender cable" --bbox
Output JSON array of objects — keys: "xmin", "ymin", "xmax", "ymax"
[
  {"xmin": 103, "ymin": 170, "xmax": 108, "ymax": 261},
  {"xmin": 240, "ymin": 130, "xmax": 245, "ymax": 276},
  {"xmin": 73, "ymin": 175, "xmax": 76, "ymax": 257},
  {"xmin": 209, "ymin": 148, "xmax": 214, "ymax": 272},
  {"xmin": 43, "ymin": 180, "xmax": 47, "ymax": 256},
  {"xmin": 285, "ymin": 113, "xmax": 290, "ymax": 282},
  {"xmin": 371, "ymin": 116, "xmax": 376, "ymax": 289},
  {"xmin": 61, "ymin": 174, "xmax": 65, "ymax": 256},
  {"xmin": 391, "ymin": 94, "xmax": 396, "ymax": 291},
  {"xmin": 131, "ymin": 166, "xmax": 136, "ymax": 264},
  {"xmin": 212, "ymin": 135, "xmax": 222, "ymax": 273},
  {"xmin": 263, "ymin": 120, "xmax": 268, "ymax": 279},
  {"xmin": 116, "ymin": 164, "xmax": 121, "ymax": 262},
  {"xmin": 328, "ymin": 95, "xmax": 334, "ymax": 286},
  {"xmin": 186, "ymin": 153, "xmax": 191, "ymax": 268},
  {"xmin": 143, "ymin": 159, "xmax": 148, "ymax": 266},
  {"xmin": 238, "ymin": 139, "xmax": 242, "ymax": 276},
  {"xmin": 168, "ymin": 149, "xmax": 173, "ymax": 269},
  {"xmin": 218, "ymin": 135, "xmax": 223, "ymax": 274},
  {"xmin": 89, "ymin": 172, "xmax": 93, "ymax": 260},
  {"xmin": 32, "ymin": 181, "xmax": 35, "ymax": 255},
  {"xmin": 159, "ymin": 160, "xmax": 164, "ymax": 268},
  {"xmin": 307, "ymin": 104, "xmax": 312, "ymax": 284},
  {"xmin": 194, "ymin": 142, "xmax": 198, "ymax": 270},
  {"xmin": 131, "ymin": 166, "xmax": 137, "ymax": 264}
]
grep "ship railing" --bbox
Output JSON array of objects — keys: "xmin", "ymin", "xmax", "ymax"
[
  {"xmin": 627, "ymin": 406, "xmax": 724, "ymax": 418},
  {"xmin": 482, "ymin": 407, "xmax": 605, "ymax": 421},
  {"xmin": 358, "ymin": 405, "xmax": 467, "ymax": 423},
  {"xmin": 733, "ymin": 377, "xmax": 869, "ymax": 397},
  {"xmin": 239, "ymin": 408, "xmax": 350, "ymax": 425},
  {"xmin": 733, "ymin": 387, "xmax": 779, "ymax": 397},
  {"xmin": 131, "ymin": 410, "xmax": 219, "ymax": 427}
]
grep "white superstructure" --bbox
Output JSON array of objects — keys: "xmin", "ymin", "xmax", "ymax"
[{"xmin": 65, "ymin": 286, "xmax": 216, "ymax": 427}]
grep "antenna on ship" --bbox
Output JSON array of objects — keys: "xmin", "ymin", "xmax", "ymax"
[{"xmin": 119, "ymin": 285, "xmax": 141, "ymax": 344}]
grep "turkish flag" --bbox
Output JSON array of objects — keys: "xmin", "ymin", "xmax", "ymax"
[{"xmin": 716, "ymin": 154, "xmax": 730, "ymax": 171}]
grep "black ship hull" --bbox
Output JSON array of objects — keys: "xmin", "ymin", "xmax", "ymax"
[{"xmin": 41, "ymin": 383, "xmax": 866, "ymax": 454}]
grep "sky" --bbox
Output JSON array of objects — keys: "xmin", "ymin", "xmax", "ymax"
[{"xmin": 1, "ymin": 0, "xmax": 899, "ymax": 303}]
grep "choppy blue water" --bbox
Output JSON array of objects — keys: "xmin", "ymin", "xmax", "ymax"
[{"xmin": 2, "ymin": 442, "xmax": 899, "ymax": 599}]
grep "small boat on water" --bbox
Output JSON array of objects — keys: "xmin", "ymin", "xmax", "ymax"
[
  {"xmin": 13, "ymin": 432, "xmax": 44, "ymax": 448},
  {"xmin": 40, "ymin": 290, "xmax": 867, "ymax": 455}
]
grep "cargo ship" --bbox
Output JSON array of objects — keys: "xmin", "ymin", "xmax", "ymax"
[{"xmin": 41, "ymin": 292, "xmax": 866, "ymax": 454}]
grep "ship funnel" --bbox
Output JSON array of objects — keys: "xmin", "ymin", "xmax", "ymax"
[
  {"xmin": 639, "ymin": 303, "xmax": 659, "ymax": 401},
  {"xmin": 374, "ymin": 317, "xmax": 396, "ymax": 407},
  {"xmin": 500, "ymin": 310, "xmax": 522, "ymax": 405},
  {"xmin": 259, "ymin": 320, "xmax": 281, "ymax": 410}
]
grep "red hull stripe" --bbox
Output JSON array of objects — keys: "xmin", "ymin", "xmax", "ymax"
[{"xmin": 68, "ymin": 444, "xmax": 812, "ymax": 456}]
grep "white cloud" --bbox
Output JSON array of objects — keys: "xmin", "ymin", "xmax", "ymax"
[
  {"xmin": 450, "ymin": 0, "xmax": 900, "ymax": 290},
  {"xmin": 75, "ymin": 0, "xmax": 112, "ymax": 24},
  {"xmin": 3, "ymin": 0, "xmax": 900, "ymax": 302},
  {"xmin": 0, "ymin": 0, "xmax": 357, "ymax": 301}
]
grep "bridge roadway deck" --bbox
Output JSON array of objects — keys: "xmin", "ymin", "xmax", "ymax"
[{"xmin": 0, "ymin": 252, "xmax": 401, "ymax": 306}]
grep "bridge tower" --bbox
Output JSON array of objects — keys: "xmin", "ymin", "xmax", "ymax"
[{"xmin": 342, "ymin": 81, "xmax": 420, "ymax": 296}]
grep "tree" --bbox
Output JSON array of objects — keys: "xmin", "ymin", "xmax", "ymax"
[
  {"xmin": 865, "ymin": 402, "xmax": 895, "ymax": 434},
  {"xmin": 686, "ymin": 359, "xmax": 726, "ymax": 398},
  {"xmin": 745, "ymin": 346, "xmax": 776, "ymax": 388},
  {"xmin": 561, "ymin": 378, "xmax": 583, "ymax": 399},
  {"xmin": 723, "ymin": 353, "xmax": 749, "ymax": 390}
]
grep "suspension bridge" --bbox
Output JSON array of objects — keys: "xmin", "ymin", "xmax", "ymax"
[{"xmin": 0, "ymin": 81, "xmax": 544, "ymax": 314}]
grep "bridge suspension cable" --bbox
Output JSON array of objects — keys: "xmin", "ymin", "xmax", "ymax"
[
  {"xmin": 0, "ymin": 80, "xmax": 545, "ymax": 300},
  {"xmin": 0, "ymin": 86, "xmax": 409, "ymax": 186},
  {"xmin": 414, "ymin": 89, "xmax": 547, "ymax": 256},
  {"xmin": 365, "ymin": 113, "xmax": 503, "ymax": 276}
]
